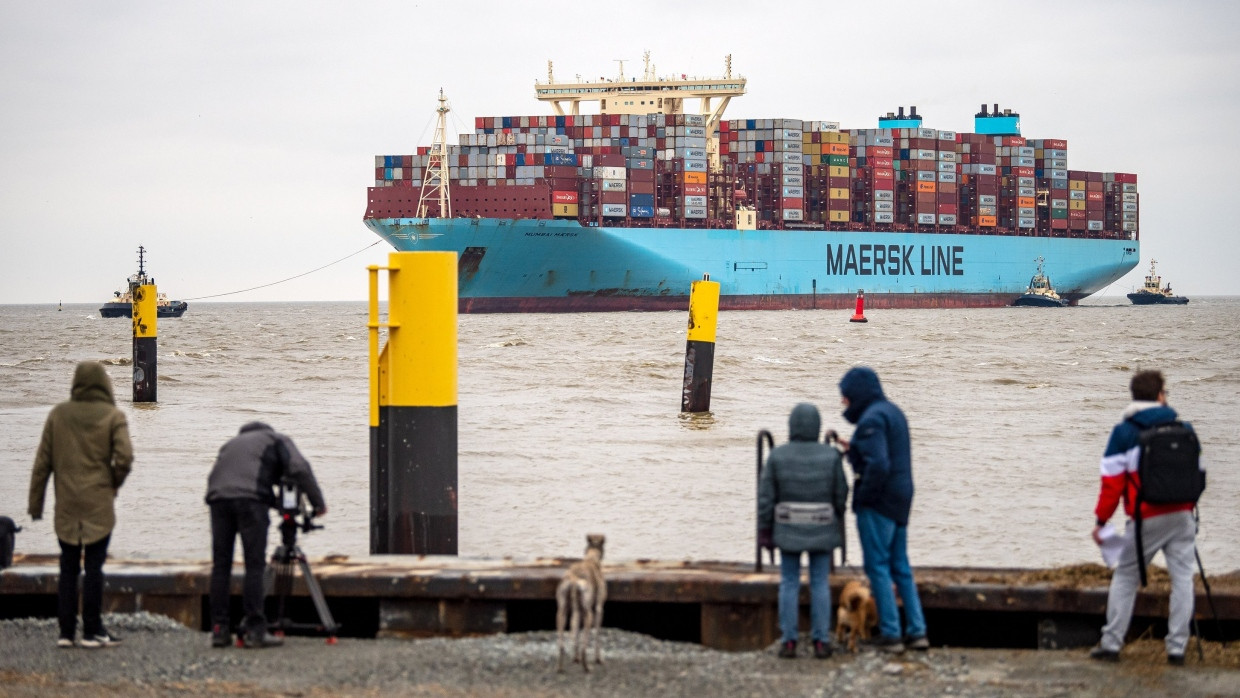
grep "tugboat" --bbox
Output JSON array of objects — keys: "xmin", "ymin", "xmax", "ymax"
[
  {"xmin": 1012, "ymin": 256, "xmax": 1068, "ymax": 307},
  {"xmin": 1127, "ymin": 260, "xmax": 1188, "ymax": 305},
  {"xmin": 99, "ymin": 247, "xmax": 189, "ymax": 318}
]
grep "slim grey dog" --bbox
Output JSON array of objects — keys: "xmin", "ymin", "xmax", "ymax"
[{"xmin": 556, "ymin": 534, "xmax": 606, "ymax": 672}]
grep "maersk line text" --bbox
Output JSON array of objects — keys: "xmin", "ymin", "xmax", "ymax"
[{"xmin": 825, "ymin": 244, "xmax": 965, "ymax": 276}]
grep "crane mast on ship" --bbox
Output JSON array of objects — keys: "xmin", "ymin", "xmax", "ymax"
[
  {"xmin": 535, "ymin": 53, "xmax": 745, "ymax": 170},
  {"xmin": 417, "ymin": 88, "xmax": 452, "ymax": 219}
]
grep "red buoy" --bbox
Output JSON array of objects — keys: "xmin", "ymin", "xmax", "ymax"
[{"xmin": 849, "ymin": 289, "xmax": 868, "ymax": 323}]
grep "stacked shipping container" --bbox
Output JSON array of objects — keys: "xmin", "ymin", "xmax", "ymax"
[{"xmin": 369, "ymin": 110, "xmax": 1136, "ymax": 239}]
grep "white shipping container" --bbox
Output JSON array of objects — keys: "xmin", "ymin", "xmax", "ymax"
[
  {"xmin": 937, "ymin": 161, "xmax": 956, "ymax": 172},
  {"xmin": 979, "ymin": 195, "xmax": 997, "ymax": 206},
  {"xmin": 684, "ymin": 148, "xmax": 708, "ymax": 159},
  {"xmin": 782, "ymin": 186, "xmax": 804, "ymax": 198},
  {"xmin": 602, "ymin": 204, "xmax": 627, "ymax": 217},
  {"xmin": 1122, "ymin": 193, "xmax": 1139, "ymax": 202},
  {"xmin": 939, "ymin": 214, "xmax": 958, "ymax": 225},
  {"xmin": 683, "ymin": 195, "xmax": 708, "ymax": 207},
  {"xmin": 874, "ymin": 190, "xmax": 894, "ymax": 202},
  {"xmin": 938, "ymin": 130, "xmax": 956, "ymax": 141},
  {"xmin": 602, "ymin": 179, "xmax": 627, "ymax": 192},
  {"xmin": 938, "ymin": 151, "xmax": 958, "ymax": 162},
  {"xmin": 874, "ymin": 136, "xmax": 895, "ymax": 147},
  {"xmin": 1051, "ymin": 199, "xmax": 1068, "ymax": 209},
  {"xmin": 978, "ymin": 205, "xmax": 996, "ymax": 216},
  {"xmin": 917, "ymin": 149, "xmax": 936, "ymax": 160},
  {"xmin": 1087, "ymin": 220, "xmax": 1104, "ymax": 231},
  {"xmin": 1122, "ymin": 183, "xmax": 1139, "ymax": 193},
  {"xmin": 685, "ymin": 114, "xmax": 705, "ymax": 127},
  {"xmin": 979, "ymin": 164, "xmax": 997, "ymax": 175},
  {"xmin": 1018, "ymin": 177, "xmax": 1035, "ymax": 187},
  {"xmin": 917, "ymin": 213, "xmax": 936, "ymax": 225},
  {"xmin": 595, "ymin": 166, "xmax": 626, "ymax": 180},
  {"xmin": 780, "ymin": 152, "xmax": 802, "ymax": 163},
  {"xmin": 1122, "ymin": 202, "xmax": 1138, "ymax": 212},
  {"xmin": 874, "ymin": 201, "xmax": 894, "ymax": 212},
  {"xmin": 874, "ymin": 212, "xmax": 895, "ymax": 223},
  {"xmin": 917, "ymin": 128, "xmax": 936, "ymax": 139},
  {"xmin": 1018, "ymin": 217, "xmax": 1036, "ymax": 228},
  {"xmin": 938, "ymin": 172, "xmax": 957, "ymax": 183},
  {"xmin": 1122, "ymin": 221, "xmax": 1137, "ymax": 231},
  {"xmin": 782, "ymin": 175, "xmax": 803, "ymax": 186},
  {"xmin": 685, "ymin": 206, "xmax": 708, "ymax": 218},
  {"xmin": 1019, "ymin": 187, "xmax": 1036, "ymax": 197},
  {"xmin": 781, "ymin": 129, "xmax": 803, "ymax": 140},
  {"xmin": 684, "ymin": 159, "xmax": 708, "ymax": 172},
  {"xmin": 782, "ymin": 163, "xmax": 805, "ymax": 175},
  {"xmin": 1069, "ymin": 190, "xmax": 1086, "ymax": 200},
  {"xmin": 686, "ymin": 126, "xmax": 707, "ymax": 138},
  {"xmin": 783, "ymin": 209, "xmax": 805, "ymax": 221},
  {"xmin": 1019, "ymin": 207, "xmax": 1035, "ymax": 217},
  {"xmin": 1015, "ymin": 157, "xmax": 1036, "ymax": 167},
  {"xmin": 817, "ymin": 121, "xmax": 841, "ymax": 132},
  {"xmin": 917, "ymin": 171, "xmax": 936, "ymax": 181}
]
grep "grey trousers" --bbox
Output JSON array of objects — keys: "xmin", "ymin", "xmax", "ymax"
[{"xmin": 1100, "ymin": 510, "xmax": 1196, "ymax": 656}]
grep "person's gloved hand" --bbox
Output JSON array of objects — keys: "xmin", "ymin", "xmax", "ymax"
[{"xmin": 758, "ymin": 528, "xmax": 774, "ymax": 552}]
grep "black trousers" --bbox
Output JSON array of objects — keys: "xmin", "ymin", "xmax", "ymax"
[
  {"xmin": 209, "ymin": 499, "xmax": 270, "ymax": 636},
  {"xmin": 58, "ymin": 534, "xmax": 110, "ymax": 639}
]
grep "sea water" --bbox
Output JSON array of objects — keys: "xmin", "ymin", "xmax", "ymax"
[{"xmin": 1, "ymin": 299, "xmax": 1236, "ymax": 572}]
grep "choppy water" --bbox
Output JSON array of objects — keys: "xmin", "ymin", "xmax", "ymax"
[{"xmin": 2, "ymin": 299, "xmax": 1237, "ymax": 572}]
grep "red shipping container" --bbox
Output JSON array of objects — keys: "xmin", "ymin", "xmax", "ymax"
[
  {"xmin": 1042, "ymin": 139, "xmax": 1068, "ymax": 150},
  {"xmin": 552, "ymin": 191, "xmax": 579, "ymax": 204},
  {"xmin": 1069, "ymin": 209, "xmax": 1086, "ymax": 219},
  {"xmin": 871, "ymin": 146, "xmax": 894, "ymax": 158},
  {"xmin": 1015, "ymin": 167, "xmax": 1035, "ymax": 177},
  {"xmin": 1086, "ymin": 191, "xmax": 1104, "ymax": 201},
  {"xmin": 1114, "ymin": 172, "xmax": 1138, "ymax": 184},
  {"xmin": 684, "ymin": 183, "xmax": 708, "ymax": 196},
  {"xmin": 872, "ymin": 179, "xmax": 895, "ymax": 190},
  {"xmin": 782, "ymin": 198, "xmax": 804, "ymax": 209},
  {"xmin": 375, "ymin": 167, "xmax": 384, "ymax": 180},
  {"xmin": 873, "ymin": 168, "xmax": 894, "ymax": 180},
  {"xmin": 475, "ymin": 117, "xmax": 485, "ymax": 130},
  {"xmin": 629, "ymin": 169, "xmax": 655, "ymax": 183},
  {"xmin": 937, "ymin": 203, "xmax": 957, "ymax": 214},
  {"xmin": 1051, "ymin": 219, "xmax": 1068, "ymax": 229},
  {"xmin": 601, "ymin": 191, "xmax": 627, "ymax": 205},
  {"xmin": 828, "ymin": 198, "xmax": 850, "ymax": 211},
  {"xmin": 630, "ymin": 181, "xmax": 655, "ymax": 195},
  {"xmin": 1003, "ymin": 136, "xmax": 1026, "ymax": 147},
  {"xmin": 871, "ymin": 157, "xmax": 894, "ymax": 168}
]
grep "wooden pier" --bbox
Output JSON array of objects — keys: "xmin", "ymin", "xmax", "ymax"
[{"xmin": 3, "ymin": 555, "xmax": 1237, "ymax": 650}]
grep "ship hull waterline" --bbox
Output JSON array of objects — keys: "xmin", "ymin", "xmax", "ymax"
[{"xmin": 365, "ymin": 216, "xmax": 1140, "ymax": 313}]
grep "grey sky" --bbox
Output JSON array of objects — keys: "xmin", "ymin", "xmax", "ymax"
[{"xmin": 2, "ymin": 0, "xmax": 1238, "ymax": 304}]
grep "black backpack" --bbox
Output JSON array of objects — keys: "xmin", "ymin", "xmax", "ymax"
[
  {"xmin": 0, "ymin": 516, "xmax": 20, "ymax": 569},
  {"xmin": 1130, "ymin": 420, "xmax": 1205, "ymax": 586}
]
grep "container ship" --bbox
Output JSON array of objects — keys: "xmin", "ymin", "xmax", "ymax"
[{"xmin": 363, "ymin": 55, "xmax": 1140, "ymax": 312}]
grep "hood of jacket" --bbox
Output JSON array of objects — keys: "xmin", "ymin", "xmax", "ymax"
[
  {"xmin": 840, "ymin": 366, "xmax": 884, "ymax": 424},
  {"xmin": 1123, "ymin": 402, "xmax": 1178, "ymax": 428},
  {"xmin": 787, "ymin": 402, "xmax": 821, "ymax": 442},
  {"xmin": 239, "ymin": 421, "xmax": 274, "ymax": 434},
  {"xmin": 70, "ymin": 361, "xmax": 115, "ymax": 404}
]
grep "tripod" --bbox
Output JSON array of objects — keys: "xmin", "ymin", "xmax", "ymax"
[{"xmin": 269, "ymin": 511, "xmax": 340, "ymax": 644}]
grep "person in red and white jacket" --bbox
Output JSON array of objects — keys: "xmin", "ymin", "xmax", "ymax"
[{"xmin": 1089, "ymin": 370, "xmax": 1204, "ymax": 666}]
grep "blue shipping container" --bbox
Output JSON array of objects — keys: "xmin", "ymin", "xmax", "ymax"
[
  {"xmin": 629, "ymin": 193, "xmax": 655, "ymax": 207},
  {"xmin": 630, "ymin": 205, "xmax": 654, "ymax": 218},
  {"xmin": 546, "ymin": 153, "xmax": 578, "ymax": 167}
]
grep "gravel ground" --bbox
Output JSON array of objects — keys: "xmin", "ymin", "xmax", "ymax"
[{"xmin": 1, "ymin": 614, "xmax": 1238, "ymax": 697}]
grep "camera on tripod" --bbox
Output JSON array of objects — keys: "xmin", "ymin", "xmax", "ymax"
[{"xmin": 277, "ymin": 477, "xmax": 322, "ymax": 535}]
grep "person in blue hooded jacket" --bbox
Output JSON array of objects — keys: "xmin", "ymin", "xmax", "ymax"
[
  {"xmin": 758, "ymin": 402, "xmax": 848, "ymax": 659},
  {"xmin": 837, "ymin": 367, "xmax": 927, "ymax": 653}
]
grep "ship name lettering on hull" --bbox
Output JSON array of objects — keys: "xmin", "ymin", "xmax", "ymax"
[{"xmin": 824, "ymin": 244, "xmax": 964, "ymax": 276}]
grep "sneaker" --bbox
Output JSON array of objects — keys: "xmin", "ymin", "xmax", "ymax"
[
  {"xmin": 778, "ymin": 640, "xmax": 797, "ymax": 659},
  {"xmin": 869, "ymin": 636, "xmax": 905, "ymax": 654},
  {"xmin": 813, "ymin": 640, "xmax": 833, "ymax": 659},
  {"xmin": 242, "ymin": 631, "xmax": 284, "ymax": 649},
  {"xmin": 56, "ymin": 636, "xmax": 74, "ymax": 649},
  {"xmin": 1167, "ymin": 654, "xmax": 1185, "ymax": 666},
  {"xmin": 1089, "ymin": 645, "xmax": 1119, "ymax": 662},
  {"xmin": 905, "ymin": 635, "xmax": 930, "ymax": 651},
  {"xmin": 211, "ymin": 624, "xmax": 231, "ymax": 648},
  {"xmin": 79, "ymin": 631, "xmax": 122, "ymax": 649}
]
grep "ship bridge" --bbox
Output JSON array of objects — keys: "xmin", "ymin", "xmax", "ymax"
[{"xmin": 535, "ymin": 53, "xmax": 745, "ymax": 167}]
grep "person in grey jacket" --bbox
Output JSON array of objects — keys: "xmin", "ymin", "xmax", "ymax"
[
  {"xmin": 758, "ymin": 403, "xmax": 848, "ymax": 659},
  {"xmin": 205, "ymin": 422, "xmax": 325, "ymax": 649}
]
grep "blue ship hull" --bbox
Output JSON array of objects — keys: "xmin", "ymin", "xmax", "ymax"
[{"xmin": 364, "ymin": 217, "xmax": 1140, "ymax": 312}]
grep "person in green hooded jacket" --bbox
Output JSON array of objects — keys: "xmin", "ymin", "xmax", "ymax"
[{"xmin": 28, "ymin": 361, "xmax": 134, "ymax": 649}]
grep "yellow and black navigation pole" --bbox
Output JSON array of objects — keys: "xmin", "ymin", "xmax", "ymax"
[
  {"xmin": 132, "ymin": 280, "xmax": 158, "ymax": 402},
  {"xmin": 681, "ymin": 274, "xmax": 720, "ymax": 413},
  {"xmin": 369, "ymin": 252, "xmax": 458, "ymax": 555}
]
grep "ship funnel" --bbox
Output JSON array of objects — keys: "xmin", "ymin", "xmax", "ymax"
[
  {"xmin": 897, "ymin": 106, "xmax": 905, "ymax": 118},
  {"xmin": 980, "ymin": 103, "xmax": 988, "ymax": 116},
  {"xmin": 909, "ymin": 106, "xmax": 918, "ymax": 118},
  {"xmin": 993, "ymin": 103, "xmax": 1000, "ymax": 115}
]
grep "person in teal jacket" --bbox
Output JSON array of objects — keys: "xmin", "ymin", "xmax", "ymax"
[{"xmin": 758, "ymin": 402, "xmax": 848, "ymax": 659}]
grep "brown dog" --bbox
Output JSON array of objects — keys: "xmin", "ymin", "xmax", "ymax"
[
  {"xmin": 835, "ymin": 579, "xmax": 879, "ymax": 652},
  {"xmin": 556, "ymin": 534, "xmax": 606, "ymax": 672}
]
